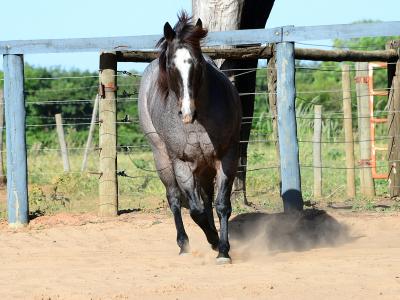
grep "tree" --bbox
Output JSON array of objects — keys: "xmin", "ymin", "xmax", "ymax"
[{"xmin": 192, "ymin": 0, "xmax": 275, "ymax": 204}]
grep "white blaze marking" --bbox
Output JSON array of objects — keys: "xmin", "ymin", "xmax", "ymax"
[{"xmin": 174, "ymin": 48, "xmax": 193, "ymax": 116}]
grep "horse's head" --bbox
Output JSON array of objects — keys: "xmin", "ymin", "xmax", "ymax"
[{"xmin": 157, "ymin": 12, "xmax": 208, "ymax": 124}]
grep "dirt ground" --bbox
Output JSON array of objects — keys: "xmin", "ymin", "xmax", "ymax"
[{"xmin": 0, "ymin": 209, "xmax": 400, "ymax": 300}]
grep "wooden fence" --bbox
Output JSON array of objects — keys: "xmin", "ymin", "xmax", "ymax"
[{"xmin": 1, "ymin": 21, "xmax": 400, "ymax": 225}]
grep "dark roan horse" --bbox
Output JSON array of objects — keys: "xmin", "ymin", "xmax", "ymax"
[{"xmin": 138, "ymin": 12, "xmax": 241, "ymax": 264}]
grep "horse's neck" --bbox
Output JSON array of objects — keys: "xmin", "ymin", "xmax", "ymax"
[{"xmin": 195, "ymin": 64, "xmax": 211, "ymax": 109}]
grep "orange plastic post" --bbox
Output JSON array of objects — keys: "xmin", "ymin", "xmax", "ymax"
[{"xmin": 368, "ymin": 62, "xmax": 388, "ymax": 179}]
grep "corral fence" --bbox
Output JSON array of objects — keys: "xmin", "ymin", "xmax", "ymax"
[{"xmin": 1, "ymin": 22, "xmax": 400, "ymax": 226}]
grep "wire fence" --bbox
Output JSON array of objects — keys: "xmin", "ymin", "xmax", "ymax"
[{"xmin": 0, "ymin": 56, "xmax": 397, "ymax": 212}]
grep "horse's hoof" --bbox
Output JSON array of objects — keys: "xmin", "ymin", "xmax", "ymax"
[
  {"xmin": 179, "ymin": 246, "xmax": 190, "ymax": 256},
  {"xmin": 216, "ymin": 256, "xmax": 232, "ymax": 265}
]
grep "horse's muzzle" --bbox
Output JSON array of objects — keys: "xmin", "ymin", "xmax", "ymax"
[{"xmin": 182, "ymin": 113, "xmax": 194, "ymax": 124}]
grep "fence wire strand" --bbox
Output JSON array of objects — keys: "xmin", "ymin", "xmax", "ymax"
[{"xmin": 1, "ymin": 58, "xmax": 396, "ymax": 204}]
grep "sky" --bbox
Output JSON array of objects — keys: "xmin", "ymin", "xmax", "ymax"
[{"xmin": 0, "ymin": 0, "xmax": 399, "ymax": 72}]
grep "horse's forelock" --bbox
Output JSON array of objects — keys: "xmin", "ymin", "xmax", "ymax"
[
  {"xmin": 157, "ymin": 11, "xmax": 208, "ymax": 98},
  {"xmin": 175, "ymin": 12, "xmax": 207, "ymax": 53}
]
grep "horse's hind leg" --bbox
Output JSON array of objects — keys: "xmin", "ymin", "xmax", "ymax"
[
  {"xmin": 173, "ymin": 160, "xmax": 219, "ymax": 249},
  {"xmin": 204, "ymin": 200, "xmax": 219, "ymax": 250},
  {"xmin": 215, "ymin": 155, "xmax": 237, "ymax": 264},
  {"xmin": 198, "ymin": 172, "xmax": 219, "ymax": 251},
  {"xmin": 189, "ymin": 196, "xmax": 219, "ymax": 250}
]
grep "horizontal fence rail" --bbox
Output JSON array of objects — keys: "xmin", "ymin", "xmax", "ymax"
[
  {"xmin": 118, "ymin": 47, "xmax": 400, "ymax": 62},
  {"xmin": 1, "ymin": 22, "xmax": 400, "ymax": 54}
]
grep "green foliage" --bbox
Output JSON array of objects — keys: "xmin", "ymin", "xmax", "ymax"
[
  {"xmin": 333, "ymin": 20, "xmax": 399, "ymax": 50},
  {"xmin": 0, "ymin": 65, "xmax": 143, "ymax": 150}
]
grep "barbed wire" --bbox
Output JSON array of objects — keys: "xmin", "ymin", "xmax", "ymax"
[
  {"xmin": 22, "ymin": 110, "xmax": 389, "ymax": 125},
  {"xmin": 25, "ymin": 97, "xmax": 139, "ymax": 105},
  {"xmin": 26, "ymin": 122, "xmax": 95, "ymax": 128},
  {"xmin": 27, "ymin": 116, "xmax": 93, "ymax": 120},
  {"xmin": 1, "ymin": 53, "xmax": 398, "ymax": 205},
  {"xmin": 25, "ymin": 85, "xmax": 99, "ymax": 93},
  {"xmin": 14, "ymin": 61, "xmax": 397, "ymax": 83},
  {"xmin": 22, "ymin": 88, "xmax": 396, "ymax": 107},
  {"xmin": 11, "ymin": 131, "xmax": 395, "ymax": 155}
]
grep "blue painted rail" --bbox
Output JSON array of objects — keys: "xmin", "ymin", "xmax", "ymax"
[{"xmin": 0, "ymin": 21, "xmax": 399, "ymax": 54}]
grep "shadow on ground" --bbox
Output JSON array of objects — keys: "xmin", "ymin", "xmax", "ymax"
[
  {"xmin": 229, "ymin": 209, "xmax": 354, "ymax": 253},
  {"xmin": 118, "ymin": 208, "xmax": 142, "ymax": 215}
]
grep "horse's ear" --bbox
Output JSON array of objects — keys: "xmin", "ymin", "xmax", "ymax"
[
  {"xmin": 195, "ymin": 18, "xmax": 203, "ymax": 29},
  {"xmin": 163, "ymin": 22, "xmax": 175, "ymax": 42}
]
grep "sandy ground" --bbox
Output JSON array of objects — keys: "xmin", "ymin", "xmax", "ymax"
[{"xmin": 0, "ymin": 209, "xmax": 400, "ymax": 300}]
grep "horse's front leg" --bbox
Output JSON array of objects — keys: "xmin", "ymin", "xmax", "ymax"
[
  {"xmin": 166, "ymin": 184, "xmax": 189, "ymax": 255},
  {"xmin": 150, "ymin": 144, "xmax": 189, "ymax": 255},
  {"xmin": 215, "ymin": 156, "xmax": 237, "ymax": 264}
]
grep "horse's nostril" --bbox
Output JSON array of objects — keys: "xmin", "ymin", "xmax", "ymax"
[{"xmin": 178, "ymin": 111, "xmax": 182, "ymax": 116}]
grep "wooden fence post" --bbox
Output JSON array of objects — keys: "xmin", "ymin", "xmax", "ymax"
[
  {"xmin": 386, "ymin": 41, "xmax": 400, "ymax": 198},
  {"xmin": 0, "ymin": 89, "xmax": 5, "ymax": 185},
  {"xmin": 3, "ymin": 54, "xmax": 28, "ymax": 227},
  {"xmin": 276, "ymin": 42, "xmax": 303, "ymax": 212},
  {"xmin": 386, "ymin": 41, "xmax": 400, "ymax": 90},
  {"xmin": 341, "ymin": 64, "xmax": 356, "ymax": 198},
  {"xmin": 267, "ymin": 44, "xmax": 281, "ymax": 179},
  {"xmin": 388, "ymin": 61, "xmax": 400, "ymax": 197},
  {"xmin": 313, "ymin": 105, "xmax": 322, "ymax": 198},
  {"xmin": 99, "ymin": 52, "xmax": 118, "ymax": 216},
  {"xmin": 55, "ymin": 113, "xmax": 71, "ymax": 172},
  {"xmin": 81, "ymin": 94, "xmax": 99, "ymax": 172},
  {"xmin": 355, "ymin": 62, "xmax": 375, "ymax": 197}
]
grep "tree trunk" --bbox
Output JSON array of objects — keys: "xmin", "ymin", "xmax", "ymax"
[{"xmin": 192, "ymin": 0, "xmax": 275, "ymax": 204}]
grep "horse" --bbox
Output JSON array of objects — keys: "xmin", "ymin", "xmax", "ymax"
[{"xmin": 138, "ymin": 11, "xmax": 241, "ymax": 264}]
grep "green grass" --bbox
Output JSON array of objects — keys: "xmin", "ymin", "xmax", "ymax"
[{"xmin": 0, "ymin": 128, "xmax": 394, "ymax": 221}]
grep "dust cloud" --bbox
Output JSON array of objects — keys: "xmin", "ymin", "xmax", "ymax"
[{"xmin": 229, "ymin": 209, "xmax": 352, "ymax": 260}]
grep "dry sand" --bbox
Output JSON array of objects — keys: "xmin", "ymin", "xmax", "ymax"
[{"xmin": 0, "ymin": 209, "xmax": 399, "ymax": 299}]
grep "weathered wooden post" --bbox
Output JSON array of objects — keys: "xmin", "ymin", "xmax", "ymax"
[
  {"xmin": 387, "ymin": 41, "xmax": 400, "ymax": 198},
  {"xmin": 98, "ymin": 52, "xmax": 118, "ymax": 216},
  {"xmin": 3, "ymin": 54, "xmax": 29, "ymax": 227},
  {"xmin": 386, "ymin": 41, "xmax": 400, "ymax": 91},
  {"xmin": 313, "ymin": 105, "xmax": 322, "ymax": 198},
  {"xmin": 388, "ymin": 61, "xmax": 400, "ymax": 197},
  {"xmin": 276, "ymin": 42, "xmax": 303, "ymax": 212},
  {"xmin": 55, "ymin": 113, "xmax": 71, "ymax": 172},
  {"xmin": 81, "ymin": 94, "xmax": 99, "ymax": 172},
  {"xmin": 0, "ymin": 89, "xmax": 5, "ymax": 185},
  {"xmin": 267, "ymin": 44, "xmax": 280, "ymax": 175},
  {"xmin": 355, "ymin": 62, "xmax": 375, "ymax": 197},
  {"xmin": 341, "ymin": 64, "xmax": 356, "ymax": 198}
]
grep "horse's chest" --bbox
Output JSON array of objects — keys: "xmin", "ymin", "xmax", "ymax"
[
  {"xmin": 161, "ymin": 124, "xmax": 215, "ymax": 163},
  {"xmin": 183, "ymin": 130, "xmax": 215, "ymax": 161},
  {"xmin": 152, "ymin": 107, "xmax": 216, "ymax": 163}
]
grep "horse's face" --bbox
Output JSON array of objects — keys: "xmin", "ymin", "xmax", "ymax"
[{"xmin": 163, "ymin": 22, "xmax": 204, "ymax": 124}]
